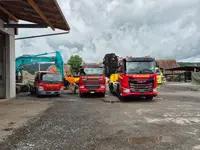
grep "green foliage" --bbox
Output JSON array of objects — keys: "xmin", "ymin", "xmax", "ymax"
[
  {"xmin": 178, "ymin": 62, "xmax": 200, "ymax": 67},
  {"xmin": 67, "ymin": 55, "xmax": 82, "ymax": 73}
]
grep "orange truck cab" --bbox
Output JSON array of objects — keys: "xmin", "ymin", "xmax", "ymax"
[
  {"xmin": 31, "ymin": 71, "xmax": 65, "ymax": 97},
  {"xmin": 109, "ymin": 56, "xmax": 158, "ymax": 101},
  {"xmin": 79, "ymin": 62, "xmax": 106, "ymax": 97}
]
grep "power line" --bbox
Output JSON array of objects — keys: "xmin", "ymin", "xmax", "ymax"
[{"xmin": 15, "ymin": 31, "xmax": 69, "ymax": 40}]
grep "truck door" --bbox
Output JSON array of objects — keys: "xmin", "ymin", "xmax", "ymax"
[{"xmin": 0, "ymin": 33, "xmax": 5, "ymax": 99}]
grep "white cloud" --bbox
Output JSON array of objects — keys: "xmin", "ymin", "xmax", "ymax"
[{"xmin": 16, "ymin": 0, "xmax": 200, "ymax": 62}]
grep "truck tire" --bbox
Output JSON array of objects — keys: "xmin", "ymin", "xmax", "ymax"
[
  {"xmin": 118, "ymin": 86, "xmax": 125, "ymax": 101},
  {"xmin": 119, "ymin": 96, "xmax": 125, "ymax": 101},
  {"xmin": 36, "ymin": 91, "xmax": 41, "ymax": 98},
  {"xmin": 100, "ymin": 93, "xmax": 105, "ymax": 97},
  {"xmin": 79, "ymin": 93, "xmax": 84, "ymax": 98},
  {"xmin": 109, "ymin": 83, "xmax": 114, "ymax": 94},
  {"xmin": 146, "ymin": 96, "xmax": 153, "ymax": 101},
  {"xmin": 56, "ymin": 94, "xmax": 60, "ymax": 97}
]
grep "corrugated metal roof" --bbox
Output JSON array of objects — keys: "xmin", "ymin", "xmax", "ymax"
[{"xmin": 156, "ymin": 59, "xmax": 180, "ymax": 69}]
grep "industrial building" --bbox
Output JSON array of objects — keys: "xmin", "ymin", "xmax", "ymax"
[{"xmin": 0, "ymin": 0, "xmax": 70, "ymax": 99}]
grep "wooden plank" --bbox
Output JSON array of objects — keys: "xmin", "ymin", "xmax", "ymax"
[
  {"xmin": 0, "ymin": 5, "xmax": 19, "ymax": 22},
  {"xmin": 52, "ymin": 0, "xmax": 70, "ymax": 31},
  {"xmin": 4, "ymin": 23, "xmax": 48, "ymax": 28},
  {"xmin": 0, "ymin": 0, "xmax": 70, "ymax": 31},
  {"xmin": 27, "ymin": 0, "xmax": 55, "ymax": 30}
]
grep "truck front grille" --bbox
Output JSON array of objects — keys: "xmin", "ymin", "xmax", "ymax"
[
  {"xmin": 85, "ymin": 84, "xmax": 100, "ymax": 90},
  {"xmin": 129, "ymin": 78, "xmax": 154, "ymax": 92}
]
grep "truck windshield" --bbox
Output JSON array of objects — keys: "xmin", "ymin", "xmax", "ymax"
[
  {"xmin": 82, "ymin": 68, "xmax": 104, "ymax": 75},
  {"xmin": 126, "ymin": 61, "xmax": 156, "ymax": 74},
  {"xmin": 41, "ymin": 73, "xmax": 63, "ymax": 83}
]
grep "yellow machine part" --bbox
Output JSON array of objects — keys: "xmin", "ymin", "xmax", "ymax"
[
  {"xmin": 109, "ymin": 73, "xmax": 118, "ymax": 83},
  {"xmin": 157, "ymin": 70, "xmax": 163, "ymax": 84},
  {"xmin": 65, "ymin": 76, "xmax": 80, "ymax": 83},
  {"xmin": 74, "ymin": 77, "xmax": 80, "ymax": 83},
  {"xmin": 65, "ymin": 76, "xmax": 75, "ymax": 83}
]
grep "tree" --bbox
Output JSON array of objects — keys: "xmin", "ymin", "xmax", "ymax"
[{"xmin": 67, "ymin": 55, "xmax": 82, "ymax": 74}]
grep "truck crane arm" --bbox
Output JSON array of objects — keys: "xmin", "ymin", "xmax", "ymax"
[{"xmin": 16, "ymin": 51, "xmax": 64, "ymax": 77}]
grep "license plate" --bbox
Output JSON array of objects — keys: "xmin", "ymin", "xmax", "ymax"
[{"xmin": 90, "ymin": 92, "xmax": 95, "ymax": 94}]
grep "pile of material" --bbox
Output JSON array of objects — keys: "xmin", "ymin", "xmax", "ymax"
[
  {"xmin": 16, "ymin": 71, "xmax": 35, "ymax": 93},
  {"xmin": 21, "ymin": 70, "xmax": 35, "ymax": 83},
  {"xmin": 64, "ymin": 64, "xmax": 71, "ymax": 74},
  {"xmin": 47, "ymin": 64, "xmax": 71, "ymax": 75}
]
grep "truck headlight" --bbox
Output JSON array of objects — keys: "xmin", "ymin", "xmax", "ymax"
[
  {"xmin": 100, "ymin": 85, "xmax": 105, "ymax": 88},
  {"xmin": 38, "ymin": 86, "xmax": 44, "ymax": 91},
  {"xmin": 153, "ymin": 88, "xmax": 157, "ymax": 92},
  {"xmin": 123, "ymin": 89, "xmax": 130, "ymax": 93},
  {"xmin": 80, "ymin": 85, "xmax": 85, "ymax": 88},
  {"xmin": 60, "ymin": 86, "xmax": 65, "ymax": 91}
]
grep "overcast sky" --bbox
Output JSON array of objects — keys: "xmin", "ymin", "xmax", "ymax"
[{"xmin": 16, "ymin": 0, "xmax": 200, "ymax": 62}]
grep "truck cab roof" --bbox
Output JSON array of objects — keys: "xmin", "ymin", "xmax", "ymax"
[
  {"xmin": 125, "ymin": 57, "xmax": 155, "ymax": 62},
  {"xmin": 82, "ymin": 63, "xmax": 104, "ymax": 68}
]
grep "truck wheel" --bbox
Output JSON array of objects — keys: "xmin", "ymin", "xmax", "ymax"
[
  {"xmin": 79, "ymin": 93, "xmax": 84, "ymax": 98},
  {"xmin": 119, "ymin": 95, "xmax": 125, "ymax": 101},
  {"xmin": 100, "ymin": 93, "xmax": 105, "ymax": 97},
  {"xmin": 36, "ymin": 91, "xmax": 41, "ymax": 98},
  {"xmin": 118, "ymin": 87, "xmax": 125, "ymax": 101},
  {"xmin": 146, "ymin": 96, "xmax": 153, "ymax": 101},
  {"xmin": 30, "ymin": 87, "xmax": 36, "ymax": 95},
  {"xmin": 109, "ymin": 83, "xmax": 113, "ymax": 94}
]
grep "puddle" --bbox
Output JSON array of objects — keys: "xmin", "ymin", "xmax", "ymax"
[{"xmin": 127, "ymin": 136, "xmax": 172, "ymax": 144}]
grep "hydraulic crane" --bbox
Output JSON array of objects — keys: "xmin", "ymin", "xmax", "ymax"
[{"xmin": 15, "ymin": 51, "xmax": 64, "ymax": 93}]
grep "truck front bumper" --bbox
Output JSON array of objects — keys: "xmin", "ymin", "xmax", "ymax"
[
  {"xmin": 79, "ymin": 87, "xmax": 106, "ymax": 94},
  {"xmin": 37, "ymin": 90, "xmax": 63, "ymax": 96},
  {"xmin": 121, "ymin": 87, "xmax": 158, "ymax": 97}
]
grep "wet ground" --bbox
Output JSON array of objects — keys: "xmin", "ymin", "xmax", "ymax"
[{"xmin": 1, "ymin": 82, "xmax": 200, "ymax": 150}]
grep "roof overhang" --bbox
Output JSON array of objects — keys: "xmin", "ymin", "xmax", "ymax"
[{"xmin": 0, "ymin": 0, "xmax": 70, "ymax": 32}]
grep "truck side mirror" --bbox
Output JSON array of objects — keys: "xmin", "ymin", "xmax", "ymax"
[
  {"xmin": 155, "ymin": 62, "xmax": 159, "ymax": 67},
  {"xmin": 155, "ymin": 68, "xmax": 160, "ymax": 74}
]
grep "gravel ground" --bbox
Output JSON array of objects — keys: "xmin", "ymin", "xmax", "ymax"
[
  {"xmin": 1, "ymin": 83, "xmax": 200, "ymax": 150},
  {"xmin": 0, "ymin": 99, "xmax": 52, "ymax": 143}
]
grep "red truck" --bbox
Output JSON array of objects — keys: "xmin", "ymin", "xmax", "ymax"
[
  {"xmin": 79, "ymin": 62, "xmax": 106, "ymax": 97},
  {"xmin": 109, "ymin": 56, "xmax": 158, "ymax": 100},
  {"xmin": 31, "ymin": 71, "xmax": 65, "ymax": 97}
]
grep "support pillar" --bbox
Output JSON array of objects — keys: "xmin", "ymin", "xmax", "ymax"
[{"xmin": 0, "ymin": 19, "xmax": 15, "ymax": 99}]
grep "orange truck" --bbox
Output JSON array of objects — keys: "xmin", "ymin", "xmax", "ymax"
[
  {"xmin": 30, "ymin": 71, "xmax": 65, "ymax": 97},
  {"xmin": 79, "ymin": 62, "xmax": 106, "ymax": 97}
]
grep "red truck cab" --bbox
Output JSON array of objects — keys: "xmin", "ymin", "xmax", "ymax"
[
  {"xmin": 79, "ymin": 62, "xmax": 106, "ymax": 97},
  {"xmin": 31, "ymin": 71, "xmax": 65, "ymax": 97},
  {"xmin": 109, "ymin": 56, "xmax": 158, "ymax": 100}
]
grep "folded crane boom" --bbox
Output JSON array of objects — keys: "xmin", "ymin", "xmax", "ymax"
[
  {"xmin": 15, "ymin": 51, "xmax": 64, "ymax": 93},
  {"xmin": 16, "ymin": 51, "xmax": 64, "ymax": 78}
]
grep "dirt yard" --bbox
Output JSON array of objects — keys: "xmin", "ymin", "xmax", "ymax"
[{"xmin": 0, "ymin": 99, "xmax": 52, "ymax": 143}]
